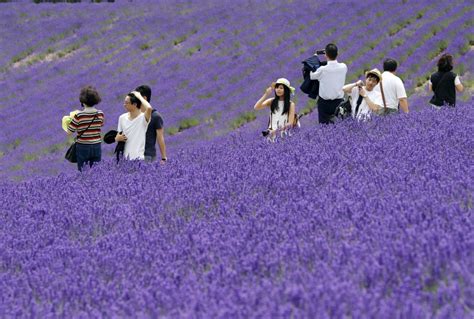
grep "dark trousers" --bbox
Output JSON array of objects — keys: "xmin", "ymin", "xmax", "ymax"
[
  {"xmin": 317, "ymin": 97, "xmax": 343, "ymax": 124},
  {"xmin": 76, "ymin": 143, "xmax": 101, "ymax": 171}
]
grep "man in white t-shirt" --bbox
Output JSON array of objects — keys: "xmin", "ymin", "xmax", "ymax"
[
  {"xmin": 115, "ymin": 91, "xmax": 152, "ymax": 160},
  {"xmin": 374, "ymin": 58, "xmax": 408, "ymax": 113},
  {"xmin": 343, "ymin": 69, "xmax": 384, "ymax": 121}
]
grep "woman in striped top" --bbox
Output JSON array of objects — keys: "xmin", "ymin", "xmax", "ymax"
[{"xmin": 67, "ymin": 86, "xmax": 105, "ymax": 171}]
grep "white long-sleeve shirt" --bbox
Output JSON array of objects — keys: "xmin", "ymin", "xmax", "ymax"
[{"xmin": 310, "ymin": 60, "xmax": 347, "ymax": 100}]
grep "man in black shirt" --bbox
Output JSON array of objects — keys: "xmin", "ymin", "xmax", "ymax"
[{"xmin": 135, "ymin": 85, "xmax": 167, "ymax": 163}]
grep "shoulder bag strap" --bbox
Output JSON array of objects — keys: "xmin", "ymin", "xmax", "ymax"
[
  {"xmin": 75, "ymin": 112, "xmax": 99, "ymax": 141},
  {"xmin": 379, "ymin": 79, "xmax": 387, "ymax": 112}
]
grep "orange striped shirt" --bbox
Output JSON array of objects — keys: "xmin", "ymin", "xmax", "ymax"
[{"xmin": 67, "ymin": 110, "xmax": 105, "ymax": 144}]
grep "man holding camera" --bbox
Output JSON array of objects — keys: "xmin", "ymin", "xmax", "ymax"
[
  {"xmin": 343, "ymin": 69, "xmax": 384, "ymax": 121},
  {"xmin": 310, "ymin": 43, "xmax": 347, "ymax": 124}
]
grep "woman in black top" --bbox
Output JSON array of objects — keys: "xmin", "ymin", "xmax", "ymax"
[{"xmin": 429, "ymin": 53, "xmax": 464, "ymax": 108}]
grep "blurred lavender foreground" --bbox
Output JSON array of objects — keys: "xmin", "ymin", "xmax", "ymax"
[
  {"xmin": 1, "ymin": 105, "xmax": 473, "ymax": 317},
  {"xmin": 0, "ymin": 0, "xmax": 473, "ymax": 318}
]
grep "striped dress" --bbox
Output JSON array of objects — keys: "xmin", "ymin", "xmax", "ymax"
[{"xmin": 67, "ymin": 108, "xmax": 105, "ymax": 144}]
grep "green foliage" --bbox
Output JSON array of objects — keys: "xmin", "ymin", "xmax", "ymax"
[
  {"xmin": 388, "ymin": 18, "xmax": 413, "ymax": 36},
  {"xmin": 391, "ymin": 38, "xmax": 405, "ymax": 49},
  {"xmin": 454, "ymin": 63, "xmax": 465, "ymax": 75},
  {"xmin": 230, "ymin": 111, "xmax": 256, "ymax": 129},
  {"xmin": 121, "ymin": 35, "xmax": 132, "ymax": 43},
  {"xmin": 23, "ymin": 153, "xmax": 39, "ymax": 161},
  {"xmin": 300, "ymin": 100, "xmax": 317, "ymax": 116},
  {"xmin": 198, "ymin": 91, "xmax": 213, "ymax": 99},
  {"xmin": 165, "ymin": 127, "xmax": 179, "ymax": 136},
  {"xmin": 140, "ymin": 43, "xmax": 151, "ymax": 50},
  {"xmin": 178, "ymin": 118, "xmax": 200, "ymax": 131},
  {"xmin": 187, "ymin": 44, "xmax": 201, "ymax": 56},
  {"xmin": 293, "ymin": 39, "xmax": 304, "ymax": 47},
  {"xmin": 11, "ymin": 47, "xmax": 34, "ymax": 64},
  {"xmin": 178, "ymin": 80, "xmax": 190, "ymax": 90}
]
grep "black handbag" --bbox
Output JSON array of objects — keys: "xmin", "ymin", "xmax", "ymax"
[
  {"xmin": 65, "ymin": 113, "xmax": 98, "ymax": 163},
  {"xmin": 65, "ymin": 143, "xmax": 78, "ymax": 163}
]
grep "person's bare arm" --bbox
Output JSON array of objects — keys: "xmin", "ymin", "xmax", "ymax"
[
  {"xmin": 343, "ymin": 80, "xmax": 363, "ymax": 94},
  {"xmin": 286, "ymin": 102, "xmax": 296, "ymax": 128},
  {"xmin": 399, "ymin": 98, "xmax": 409, "ymax": 113},
  {"xmin": 131, "ymin": 91, "xmax": 152, "ymax": 122},
  {"xmin": 455, "ymin": 83, "xmax": 464, "ymax": 93},
  {"xmin": 359, "ymin": 87, "xmax": 382, "ymax": 112},
  {"xmin": 156, "ymin": 128, "xmax": 167, "ymax": 164},
  {"xmin": 254, "ymin": 86, "xmax": 274, "ymax": 110}
]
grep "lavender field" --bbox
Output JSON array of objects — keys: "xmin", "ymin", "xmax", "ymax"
[{"xmin": 0, "ymin": 0, "xmax": 473, "ymax": 317}]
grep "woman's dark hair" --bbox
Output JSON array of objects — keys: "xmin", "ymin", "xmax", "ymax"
[
  {"xmin": 79, "ymin": 86, "xmax": 101, "ymax": 107},
  {"xmin": 270, "ymin": 84, "xmax": 291, "ymax": 115},
  {"xmin": 127, "ymin": 93, "xmax": 142, "ymax": 109},
  {"xmin": 437, "ymin": 53, "xmax": 453, "ymax": 72}
]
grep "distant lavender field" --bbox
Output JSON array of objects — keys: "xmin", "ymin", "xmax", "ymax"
[
  {"xmin": 0, "ymin": 0, "xmax": 472, "ymax": 181},
  {"xmin": 0, "ymin": 1, "xmax": 473, "ymax": 318}
]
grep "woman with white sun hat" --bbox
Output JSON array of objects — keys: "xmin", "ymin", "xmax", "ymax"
[{"xmin": 254, "ymin": 78, "xmax": 298, "ymax": 137}]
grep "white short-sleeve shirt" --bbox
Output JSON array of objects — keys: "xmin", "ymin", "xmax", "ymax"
[
  {"xmin": 375, "ymin": 71, "xmax": 407, "ymax": 109},
  {"xmin": 350, "ymin": 87, "xmax": 383, "ymax": 121},
  {"xmin": 117, "ymin": 112, "xmax": 149, "ymax": 160}
]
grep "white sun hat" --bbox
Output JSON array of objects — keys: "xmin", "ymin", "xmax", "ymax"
[{"xmin": 274, "ymin": 78, "xmax": 295, "ymax": 95}]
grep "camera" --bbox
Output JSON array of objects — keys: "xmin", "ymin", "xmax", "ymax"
[{"xmin": 316, "ymin": 49, "xmax": 326, "ymax": 55}]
